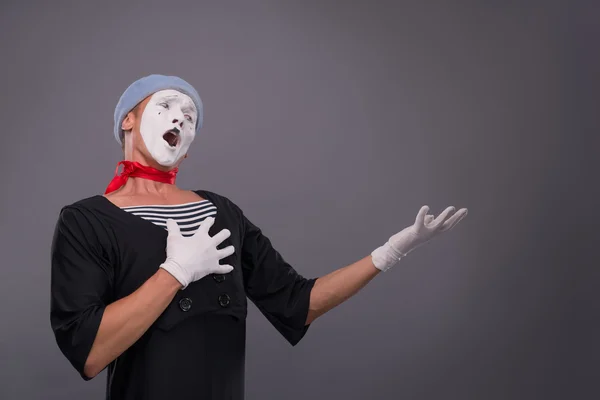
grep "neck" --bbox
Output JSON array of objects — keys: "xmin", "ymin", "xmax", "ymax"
[{"xmin": 116, "ymin": 176, "xmax": 179, "ymax": 196}]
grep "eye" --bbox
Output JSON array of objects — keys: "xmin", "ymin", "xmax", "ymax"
[
  {"xmin": 185, "ymin": 114, "xmax": 193, "ymax": 122},
  {"xmin": 158, "ymin": 102, "xmax": 169, "ymax": 109}
]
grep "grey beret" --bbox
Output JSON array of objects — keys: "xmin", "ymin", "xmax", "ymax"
[{"xmin": 113, "ymin": 74, "xmax": 203, "ymax": 145}]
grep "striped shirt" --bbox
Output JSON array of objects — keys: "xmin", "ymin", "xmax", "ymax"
[{"xmin": 121, "ymin": 199, "xmax": 217, "ymax": 237}]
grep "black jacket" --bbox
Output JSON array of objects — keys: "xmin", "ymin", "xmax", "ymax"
[{"xmin": 50, "ymin": 189, "xmax": 316, "ymax": 400}]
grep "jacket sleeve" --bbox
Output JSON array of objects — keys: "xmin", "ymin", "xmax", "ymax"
[
  {"xmin": 239, "ymin": 209, "xmax": 317, "ymax": 346},
  {"xmin": 50, "ymin": 206, "xmax": 114, "ymax": 380}
]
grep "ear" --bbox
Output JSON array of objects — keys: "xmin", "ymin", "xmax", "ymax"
[{"xmin": 121, "ymin": 111, "xmax": 135, "ymax": 131}]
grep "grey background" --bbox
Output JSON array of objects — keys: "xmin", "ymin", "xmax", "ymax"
[{"xmin": 0, "ymin": 1, "xmax": 597, "ymax": 399}]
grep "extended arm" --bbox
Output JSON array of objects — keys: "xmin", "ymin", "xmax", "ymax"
[
  {"xmin": 305, "ymin": 205, "xmax": 468, "ymax": 324},
  {"xmin": 306, "ymin": 255, "xmax": 379, "ymax": 324}
]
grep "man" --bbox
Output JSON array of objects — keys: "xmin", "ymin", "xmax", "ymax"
[{"xmin": 50, "ymin": 74, "xmax": 468, "ymax": 400}]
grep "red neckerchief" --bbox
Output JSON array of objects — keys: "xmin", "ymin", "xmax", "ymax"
[{"xmin": 104, "ymin": 161, "xmax": 178, "ymax": 194}]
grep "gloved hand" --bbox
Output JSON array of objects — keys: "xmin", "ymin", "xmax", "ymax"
[
  {"xmin": 159, "ymin": 217, "xmax": 235, "ymax": 289},
  {"xmin": 371, "ymin": 205, "xmax": 468, "ymax": 272}
]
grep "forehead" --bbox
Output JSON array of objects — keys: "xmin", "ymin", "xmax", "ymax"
[{"xmin": 150, "ymin": 89, "xmax": 195, "ymax": 110}]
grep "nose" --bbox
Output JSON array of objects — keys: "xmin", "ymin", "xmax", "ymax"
[{"xmin": 170, "ymin": 106, "xmax": 186, "ymax": 128}]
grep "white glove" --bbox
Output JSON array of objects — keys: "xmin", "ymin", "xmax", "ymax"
[
  {"xmin": 159, "ymin": 217, "xmax": 235, "ymax": 289},
  {"xmin": 371, "ymin": 205, "xmax": 468, "ymax": 272}
]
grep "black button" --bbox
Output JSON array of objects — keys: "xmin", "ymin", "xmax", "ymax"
[
  {"xmin": 218, "ymin": 294, "xmax": 230, "ymax": 307},
  {"xmin": 213, "ymin": 274, "xmax": 226, "ymax": 283},
  {"xmin": 179, "ymin": 297, "xmax": 192, "ymax": 312}
]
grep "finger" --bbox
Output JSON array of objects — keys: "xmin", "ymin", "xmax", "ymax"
[
  {"xmin": 440, "ymin": 208, "xmax": 468, "ymax": 231},
  {"xmin": 165, "ymin": 219, "xmax": 181, "ymax": 236},
  {"xmin": 213, "ymin": 264, "xmax": 234, "ymax": 274},
  {"xmin": 415, "ymin": 205, "xmax": 429, "ymax": 226},
  {"xmin": 216, "ymin": 245, "xmax": 235, "ymax": 259},
  {"xmin": 439, "ymin": 212, "xmax": 463, "ymax": 231},
  {"xmin": 197, "ymin": 216, "xmax": 215, "ymax": 234},
  {"xmin": 430, "ymin": 206, "xmax": 455, "ymax": 230},
  {"xmin": 210, "ymin": 229, "xmax": 231, "ymax": 246}
]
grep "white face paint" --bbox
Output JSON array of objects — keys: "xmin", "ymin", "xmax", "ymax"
[{"xmin": 139, "ymin": 89, "xmax": 198, "ymax": 167}]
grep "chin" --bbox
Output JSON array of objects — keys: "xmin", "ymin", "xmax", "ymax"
[
  {"xmin": 157, "ymin": 159, "xmax": 179, "ymax": 168},
  {"xmin": 148, "ymin": 143, "xmax": 187, "ymax": 168},
  {"xmin": 151, "ymin": 154, "xmax": 180, "ymax": 168}
]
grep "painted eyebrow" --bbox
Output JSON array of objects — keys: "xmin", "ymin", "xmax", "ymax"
[
  {"xmin": 181, "ymin": 100, "xmax": 197, "ymax": 114},
  {"xmin": 157, "ymin": 95, "xmax": 196, "ymax": 113}
]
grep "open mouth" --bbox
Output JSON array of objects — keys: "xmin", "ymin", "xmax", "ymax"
[{"xmin": 163, "ymin": 127, "xmax": 181, "ymax": 148}]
